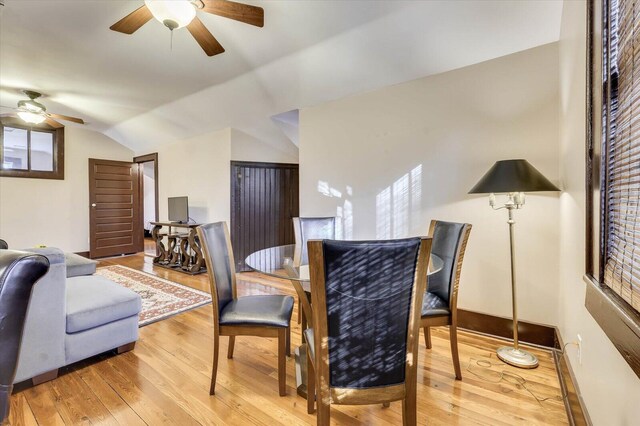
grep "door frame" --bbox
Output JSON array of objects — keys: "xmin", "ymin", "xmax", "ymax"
[{"xmin": 133, "ymin": 153, "xmax": 159, "ymax": 224}]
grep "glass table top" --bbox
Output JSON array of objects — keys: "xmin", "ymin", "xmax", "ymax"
[{"xmin": 245, "ymin": 244, "xmax": 444, "ymax": 285}]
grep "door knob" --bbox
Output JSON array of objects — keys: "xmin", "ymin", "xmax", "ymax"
[{"xmin": 91, "ymin": 203, "xmax": 97, "ymax": 207}]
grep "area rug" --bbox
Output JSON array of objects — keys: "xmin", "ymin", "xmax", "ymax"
[{"xmin": 95, "ymin": 265, "xmax": 211, "ymax": 327}]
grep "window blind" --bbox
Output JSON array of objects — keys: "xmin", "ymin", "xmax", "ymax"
[{"xmin": 603, "ymin": 0, "xmax": 640, "ymax": 312}]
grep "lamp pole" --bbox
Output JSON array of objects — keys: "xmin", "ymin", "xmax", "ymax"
[
  {"xmin": 507, "ymin": 203, "xmax": 519, "ymax": 351},
  {"xmin": 493, "ymin": 193, "xmax": 538, "ymax": 368}
]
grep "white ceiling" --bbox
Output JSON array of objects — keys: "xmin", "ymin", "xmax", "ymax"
[{"xmin": 0, "ymin": 1, "xmax": 563, "ymax": 155}]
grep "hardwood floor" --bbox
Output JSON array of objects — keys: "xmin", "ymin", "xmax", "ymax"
[{"xmin": 8, "ymin": 253, "xmax": 568, "ymax": 425}]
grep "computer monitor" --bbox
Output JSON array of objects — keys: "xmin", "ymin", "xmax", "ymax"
[{"xmin": 168, "ymin": 196, "xmax": 189, "ymax": 223}]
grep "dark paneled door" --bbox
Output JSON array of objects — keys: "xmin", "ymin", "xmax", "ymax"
[
  {"xmin": 231, "ymin": 161, "xmax": 299, "ymax": 271},
  {"xmin": 89, "ymin": 158, "xmax": 143, "ymax": 258}
]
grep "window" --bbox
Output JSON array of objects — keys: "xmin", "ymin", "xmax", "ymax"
[
  {"xmin": 0, "ymin": 117, "xmax": 64, "ymax": 179},
  {"xmin": 586, "ymin": 0, "xmax": 640, "ymax": 378}
]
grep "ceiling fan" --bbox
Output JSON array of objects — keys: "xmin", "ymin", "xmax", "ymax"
[
  {"xmin": 1, "ymin": 90, "xmax": 85, "ymax": 128},
  {"xmin": 110, "ymin": 0, "xmax": 264, "ymax": 57}
]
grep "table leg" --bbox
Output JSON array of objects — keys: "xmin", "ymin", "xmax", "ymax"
[
  {"xmin": 188, "ymin": 228, "xmax": 205, "ymax": 273},
  {"xmin": 180, "ymin": 237, "xmax": 190, "ymax": 270},
  {"xmin": 295, "ymin": 344, "xmax": 309, "ymax": 398},
  {"xmin": 152, "ymin": 224, "xmax": 166, "ymax": 264}
]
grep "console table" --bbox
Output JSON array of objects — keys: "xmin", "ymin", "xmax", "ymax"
[{"xmin": 150, "ymin": 222, "xmax": 206, "ymax": 275}]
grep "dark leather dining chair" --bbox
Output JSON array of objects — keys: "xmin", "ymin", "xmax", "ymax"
[
  {"xmin": 292, "ymin": 217, "xmax": 335, "ymax": 324},
  {"xmin": 421, "ymin": 220, "xmax": 472, "ymax": 380},
  {"xmin": 0, "ymin": 250, "xmax": 50, "ymax": 423},
  {"xmin": 306, "ymin": 237, "xmax": 432, "ymax": 425},
  {"xmin": 196, "ymin": 222, "xmax": 294, "ymax": 396}
]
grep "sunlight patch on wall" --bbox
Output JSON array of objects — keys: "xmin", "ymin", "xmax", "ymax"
[
  {"xmin": 376, "ymin": 165, "xmax": 422, "ymax": 239},
  {"xmin": 317, "ymin": 180, "xmax": 353, "ymax": 239}
]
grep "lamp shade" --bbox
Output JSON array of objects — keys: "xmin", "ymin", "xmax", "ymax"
[{"xmin": 468, "ymin": 159, "xmax": 559, "ymax": 194}]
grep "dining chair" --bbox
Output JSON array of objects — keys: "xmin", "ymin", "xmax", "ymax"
[
  {"xmin": 420, "ymin": 220, "xmax": 472, "ymax": 380},
  {"xmin": 306, "ymin": 237, "xmax": 432, "ymax": 425},
  {"xmin": 197, "ymin": 222, "xmax": 294, "ymax": 396},
  {"xmin": 292, "ymin": 217, "xmax": 335, "ymax": 324},
  {"xmin": 0, "ymin": 251, "xmax": 50, "ymax": 423}
]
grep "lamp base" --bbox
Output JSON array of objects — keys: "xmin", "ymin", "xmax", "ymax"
[{"xmin": 496, "ymin": 346, "xmax": 539, "ymax": 369}]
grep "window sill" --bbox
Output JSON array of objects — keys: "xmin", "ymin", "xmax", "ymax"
[{"xmin": 583, "ymin": 274, "xmax": 640, "ymax": 378}]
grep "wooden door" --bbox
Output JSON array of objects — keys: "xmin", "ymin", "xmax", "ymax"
[
  {"xmin": 89, "ymin": 159, "xmax": 143, "ymax": 258},
  {"xmin": 231, "ymin": 161, "xmax": 299, "ymax": 271}
]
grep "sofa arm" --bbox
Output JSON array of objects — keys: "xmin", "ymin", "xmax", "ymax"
[
  {"xmin": 0, "ymin": 251, "xmax": 49, "ymax": 422},
  {"xmin": 13, "ymin": 248, "xmax": 67, "ymax": 383}
]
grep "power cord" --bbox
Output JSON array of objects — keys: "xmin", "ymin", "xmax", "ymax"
[{"xmin": 464, "ymin": 341, "xmax": 578, "ymax": 407}]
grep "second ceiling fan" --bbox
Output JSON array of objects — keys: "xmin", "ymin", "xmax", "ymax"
[{"xmin": 110, "ymin": 0, "xmax": 264, "ymax": 57}]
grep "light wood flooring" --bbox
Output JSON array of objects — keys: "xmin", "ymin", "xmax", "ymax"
[{"xmin": 7, "ymin": 252, "xmax": 568, "ymax": 425}]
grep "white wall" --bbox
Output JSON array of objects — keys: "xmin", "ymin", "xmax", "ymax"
[
  {"xmin": 0, "ymin": 126, "xmax": 133, "ymax": 251},
  {"xmin": 299, "ymin": 43, "xmax": 561, "ymax": 325},
  {"xmin": 154, "ymin": 128, "xmax": 230, "ymax": 225},
  {"xmin": 230, "ymin": 129, "xmax": 298, "ymax": 164},
  {"xmin": 558, "ymin": 2, "xmax": 640, "ymax": 424}
]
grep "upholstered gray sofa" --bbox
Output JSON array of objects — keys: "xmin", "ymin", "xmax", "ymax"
[{"xmin": 13, "ymin": 248, "xmax": 141, "ymax": 384}]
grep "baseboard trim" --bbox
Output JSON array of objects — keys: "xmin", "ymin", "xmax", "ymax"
[
  {"xmin": 457, "ymin": 309, "xmax": 556, "ymax": 347},
  {"xmin": 553, "ymin": 329, "xmax": 592, "ymax": 426},
  {"xmin": 457, "ymin": 309, "xmax": 590, "ymax": 425}
]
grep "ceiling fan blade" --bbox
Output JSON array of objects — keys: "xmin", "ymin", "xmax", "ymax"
[
  {"xmin": 48, "ymin": 113, "xmax": 85, "ymax": 125},
  {"xmin": 201, "ymin": 0, "xmax": 264, "ymax": 27},
  {"xmin": 45, "ymin": 118, "xmax": 64, "ymax": 129},
  {"xmin": 110, "ymin": 5, "xmax": 153, "ymax": 34},
  {"xmin": 187, "ymin": 17, "xmax": 225, "ymax": 57}
]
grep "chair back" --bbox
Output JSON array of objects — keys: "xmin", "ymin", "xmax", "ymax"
[
  {"xmin": 293, "ymin": 217, "xmax": 335, "ymax": 265},
  {"xmin": 0, "ymin": 251, "xmax": 49, "ymax": 422},
  {"xmin": 197, "ymin": 222, "xmax": 237, "ymax": 320},
  {"xmin": 0, "ymin": 239, "xmax": 7, "ymax": 250},
  {"xmin": 427, "ymin": 220, "xmax": 472, "ymax": 308},
  {"xmin": 309, "ymin": 237, "xmax": 430, "ymax": 393}
]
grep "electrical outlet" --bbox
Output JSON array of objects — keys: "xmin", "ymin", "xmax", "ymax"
[{"xmin": 577, "ymin": 334, "xmax": 583, "ymax": 365}]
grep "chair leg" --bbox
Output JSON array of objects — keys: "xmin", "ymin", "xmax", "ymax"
[
  {"xmin": 306, "ymin": 348, "xmax": 315, "ymax": 414},
  {"xmin": 278, "ymin": 328, "xmax": 287, "ymax": 396},
  {"xmin": 227, "ymin": 336, "xmax": 235, "ymax": 359},
  {"xmin": 286, "ymin": 326, "xmax": 291, "ymax": 357},
  {"xmin": 297, "ymin": 297, "xmax": 302, "ymax": 324},
  {"xmin": 210, "ymin": 333, "xmax": 220, "ymax": 395},
  {"xmin": 317, "ymin": 394, "xmax": 330, "ymax": 426},
  {"xmin": 402, "ymin": 393, "xmax": 417, "ymax": 426},
  {"xmin": 382, "ymin": 402, "xmax": 390, "ymax": 408},
  {"xmin": 423, "ymin": 326, "xmax": 432, "ymax": 349},
  {"xmin": 450, "ymin": 324, "xmax": 462, "ymax": 380}
]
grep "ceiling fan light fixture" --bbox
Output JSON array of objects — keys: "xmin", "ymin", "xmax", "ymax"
[
  {"xmin": 144, "ymin": 0, "xmax": 196, "ymax": 30},
  {"xmin": 17, "ymin": 99, "xmax": 46, "ymax": 113},
  {"xmin": 17, "ymin": 110, "xmax": 46, "ymax": 124}
]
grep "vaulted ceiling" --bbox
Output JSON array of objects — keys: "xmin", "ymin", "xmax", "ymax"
[{"xmin": 0, "ymin": 1, "xmax": 563, "ymax": 155}]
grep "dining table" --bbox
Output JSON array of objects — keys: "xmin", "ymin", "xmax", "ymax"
[{"xmin": 245, "ymin": 243, "xmax": 444, "ymax": 399}]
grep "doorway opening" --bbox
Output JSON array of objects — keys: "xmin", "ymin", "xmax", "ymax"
[{"xmin": 134, "ymin": 153, "xmax": 159, "ymax": 257}]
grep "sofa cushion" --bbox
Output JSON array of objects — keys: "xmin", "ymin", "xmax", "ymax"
[
  {"xmin": 66, "ymin": 275, "xmax": 141, "ymax": 333},
  {"xmin": 65, "ymin": 252, "xmax": 98, "ymax": 277}
]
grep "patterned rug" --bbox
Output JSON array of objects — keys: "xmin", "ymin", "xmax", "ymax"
[{"xmin": 95, "ymin": 265, "xmax": 211, "ymax": 327}]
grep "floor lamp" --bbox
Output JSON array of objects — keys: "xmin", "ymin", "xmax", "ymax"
[{"xmin": 469, "ymin": 159, "xmax": 559, "ymax": 369}]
